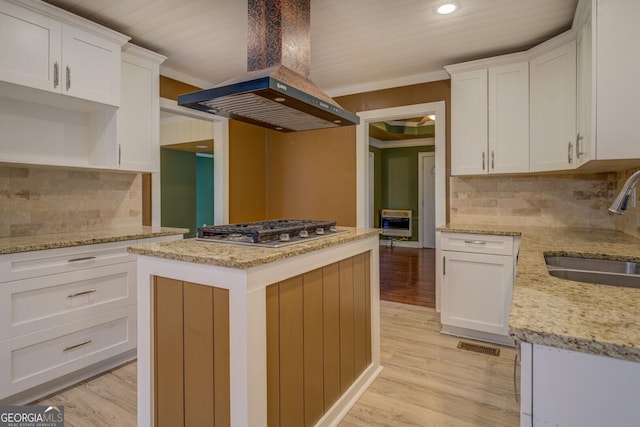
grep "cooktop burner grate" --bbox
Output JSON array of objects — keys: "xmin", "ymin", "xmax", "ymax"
[{"xmin": 196, "ymin": 219, "xmax": 341, "ymax": 247}]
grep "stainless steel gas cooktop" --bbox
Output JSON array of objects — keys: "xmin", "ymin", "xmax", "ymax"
[{"xmin": 196, "ymin": 219, "xmax": 345, "ymax": 248}]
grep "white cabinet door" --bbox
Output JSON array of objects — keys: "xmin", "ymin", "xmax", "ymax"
[
  {"xmin": 117, "ymin": 46, "xmax": 164, "ymax": 172},
  {"xmin": 595, "ymin": 0, "xmax": 640, "ymax": 160},
  {"xmin": 441, "ymin": 250, "xmax": 513, "ymax": 336},
  {"xmin": 530, "ymin": 344, "xmax": 640, "ymax": 427},
  {"xmin": 0, "ymin": 1, "xmax": 61, "ymax": 93},
  {"xmin": 576, "ymin": 10, "xmax": 593, "ymax": 167},
  {"xmin": 62, "ymin": 24, "xmax": 121, "ymax": 106},
  {"xmin": 489, "ymin": 62, "xmax": 529, "ymax": 174},
  {"xmin": 529, "ymin": 41, "xmax": 576, "ymax": 172},
  {"xmin": 451, "ymin": 69, "xmax": 488, "ymax": 175}
]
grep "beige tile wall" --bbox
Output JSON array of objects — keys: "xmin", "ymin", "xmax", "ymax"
[
  {"xmin": 450, "ymin": 172, "xmax": 618, "ymax": 229},
  {"xmin": 613, "ymin": 168, "xmax": 640, "ymax": 239},
  {"xmin": 0, "ymin": 166, "xmax": 142, "ymax": 237}
]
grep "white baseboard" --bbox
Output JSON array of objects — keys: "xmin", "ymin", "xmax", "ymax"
[{"xmin": 379, "ymin": 240, "xmax": 422, "ymax": 248}]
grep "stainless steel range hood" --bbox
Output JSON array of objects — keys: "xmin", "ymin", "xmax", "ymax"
[{"xmin": 177, "ymin": 0, "xmax": 359, "ymax": 132}]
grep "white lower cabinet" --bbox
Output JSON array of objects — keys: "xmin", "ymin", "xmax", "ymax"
[
  {"xmin": 519, "ymin": 342, "xmax": 640, "ymax": 427},
  {"xmin": 0, "ymin": 234, "xmax": 182, "ymax": 403},
  {"xmin": 440, "ymin": 232, "xmax": 518, "ymax": 346}
]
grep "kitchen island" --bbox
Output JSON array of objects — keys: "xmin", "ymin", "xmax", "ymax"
[
  {"xmin": 438, "ymin": 224, "xmax": 640, "ymax": 426},
  {"xmin": 128, "ymin": 226, "xmax": 381, "ymax": 427}
]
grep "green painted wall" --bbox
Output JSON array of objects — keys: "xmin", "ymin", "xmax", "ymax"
[
  {"xmin": 161, "ymin": 148, "xmax": 197, "ymax": 237},
  {"xmin": 196, "ymin": 154, "xmax": 214, "ymax": 228},
  {"xmin": 376, "ymin": 145, "xmax": 434, "ymax": 241}
]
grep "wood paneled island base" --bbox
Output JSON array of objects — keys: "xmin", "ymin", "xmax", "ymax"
[{"xmin": 130, "ymin": 228, "xmax": 381, "ymax": 427}]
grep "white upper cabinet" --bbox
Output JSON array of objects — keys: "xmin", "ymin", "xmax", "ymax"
[
  {"xmin": 450, "ymin": 69, "xmax": 488, "ymax": 175},
  {"xmin": 0, "ymin": 1, "xmax": 61, "ymax": 93},
  {"xmin": 0, "ymin": 0, "xmax": 128, "ymax": 106},
  {"xmin": 578, "ymin": 0, "xmax": 640, "ymax": 162},
  {"xmin": 61, "ymin": 25, "xmax": 122, "ymax": 106},
  {"xmin": 529, "ymin": 41, "xmax": 577, "ymax": 172},
  {"xmin": 576, "ymin": 8, "xmax": 593, "ymax": 167},
  {"xmin": 449, "ymin": 60, "xmax": 529, "ymax": 176},
  {"xmin": 488, "ymin": 62, "xmax": 529, "ymax": 174},
  {"xmin": 117, "ymin": 44, "xmax": 166, "ymax": 172}
]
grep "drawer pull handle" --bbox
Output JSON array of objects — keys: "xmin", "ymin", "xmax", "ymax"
[
  {"xmin": 67, "ymin": 289, "xmax": 97, "ymax": 298},
  {"xmin": 63, "ymin": 340, "xmax": 92, "ymax": 352},
  {"xmin": 464, "ymin": 240, "xmax": 487, "ymax": 245},
  {"xmin": 67, "ymin": 256, "xmax": 97, "ymax": 263},
  {"xmin": 514, "ymin": 353, "xmax": 520, "ymax": 403}
]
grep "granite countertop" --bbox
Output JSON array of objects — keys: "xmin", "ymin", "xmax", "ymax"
[
  {"xmin": 127, "ymin": 227, "xmax": 381, "ymax": 270},
  {"xmin": 0, "ymin": 226, "xmax": 189, "ymax": 255},
  {"xmin": 439, "ymin": 223, "xmax": 640, "ymax": 362}
]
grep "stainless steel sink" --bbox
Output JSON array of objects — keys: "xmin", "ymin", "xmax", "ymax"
[{"xmin": 544, "ymin": 255, "xmax": 640, "ymax": 289}]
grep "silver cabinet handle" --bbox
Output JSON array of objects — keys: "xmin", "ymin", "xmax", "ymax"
[
  {"xmin": 442, "ymin": 256, "xmax": 446, "ymax": 276},
  {"xmin": 66, "ymin": 65, "xmax": 71, "ymax": 91},
  {"xmin": 53, "ymin": 62, "xmax": 59, "ymax": 88},
  {"xmin": 491, "ymin": 151, "xmax": 495, "ymax": 170},
  {"xmin": 118, "ymin": 144, "xmax": 122, "ymax": 165},
  {"xmin": 568, "ymin": 141, "xmax": 573, "ymax": 164},
  {"xmin": 63, "ymin": 340, "xmax": 92, "ymax": 352},
  {"xmin": 514, "ymin": 353, "xmax": 520, "ymax": 403},
  {"xmin": 67, "ymin": 256, "xmax": 97, "ymax": 263},
  {"xmin": 464, "ymin": 240, "xmax": 487, "ymax": 245},
  {"xmin": 67, "ymin": 289, "xmax": 97, "ymax": 298},
  {"xmin": 576, "ymin": 133, "xmax": 584, "ymax": 158},
  {"xmin": 482, "ymin": 152, "xmax": 486, "ymax": 170}
]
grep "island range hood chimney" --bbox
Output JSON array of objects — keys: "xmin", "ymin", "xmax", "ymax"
[{"xmin": 177, "ymin": 0, "xmax": 360, "ymax": 132}]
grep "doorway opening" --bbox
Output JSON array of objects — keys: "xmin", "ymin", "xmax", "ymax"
[
  {"xmin": 356, "ymin": 101, "xmax": 446, "ymax": 309},
  {"xmin": 141, "ymin": 98, "xmax": 229, "ymax": 231}
]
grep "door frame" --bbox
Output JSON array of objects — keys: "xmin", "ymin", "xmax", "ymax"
[
  {"xmin": 159, "ymin": 98, "xmax": 229, "ymax": 226},
  {"xmin": 418, "ymin": 151, "xmax": 436, "ymax": 248},
  {"xmin": 355, "ymin": 101, "xmax": 446, "ymax": 230}
]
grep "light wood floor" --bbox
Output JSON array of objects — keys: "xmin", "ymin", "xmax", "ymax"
[{"xmin": 35, "ymin": 302, "xmax": 519, "ymax": 426}]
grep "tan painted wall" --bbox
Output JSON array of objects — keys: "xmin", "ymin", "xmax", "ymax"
[
  {"xmin": 158, "ymin": 76, "xmax": 451, "ymax": 226},
  {"xmin": 266, "ymin": 126, "xmax": 356, "ymax": 225},
  {"xmin": 228, "ymin": 120, "xmax": 268, "ymax": 223},
  {"xmin": 265, "ymin": 80, "xmax": 452, "ymax": 226}
]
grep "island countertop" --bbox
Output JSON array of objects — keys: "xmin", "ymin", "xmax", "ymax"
[
  {"xmin": 0, "ymin": 225, "xmax": 189, "ymax": 255},
  {"xmin": 127, "ymin": 226, "xmax": 381, "ymax": 270},
  {"xmin": 438, "ymin": 224, "xmax": 640, "ymax": 362}
]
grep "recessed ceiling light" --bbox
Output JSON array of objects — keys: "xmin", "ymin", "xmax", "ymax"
[
  {"xmin": 437, "ymin": 3, "xmax": 457, "ymax": 15},
  {"xmin": 274, "ymin": 97, "xmax": 286, "ymax": 102}
]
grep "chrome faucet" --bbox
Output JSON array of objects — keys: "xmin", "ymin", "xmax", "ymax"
[{"xmin": 609, "ymin": 169, "xmax": 640, "ymax": 214}]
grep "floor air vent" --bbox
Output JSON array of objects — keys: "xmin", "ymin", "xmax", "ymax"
[{"xmin": 457, "ymin": 341, "xmax": 500, "ymax": 357}]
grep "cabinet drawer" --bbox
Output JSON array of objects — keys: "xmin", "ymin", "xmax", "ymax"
[
  {"xmin": 0, "ymin": 306, "xmax": 136, "ymax": 399},
  {"xmin": 0, "ymin": 262, "xmax": 135, "ymax": 341},
  {"xmin": 0, "ymin": 240, "xmax": 137, "ymax": 283},
  {"xmin": 440, "ymin": 233, "xmax": 514, "ymax": 255}
]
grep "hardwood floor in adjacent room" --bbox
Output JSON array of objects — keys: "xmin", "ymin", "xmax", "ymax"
[
  {"xmin": 34, "ymin": 302, "xmax": 519, "ymax": 427},
  {"xmin": 379, "ymin": 245, "xmax": 436, "ymax": 308}
]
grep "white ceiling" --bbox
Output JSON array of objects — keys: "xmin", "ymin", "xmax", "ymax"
[{"xmin": 43, "ymin": 0, "xmax": 578, "ymax": 96}]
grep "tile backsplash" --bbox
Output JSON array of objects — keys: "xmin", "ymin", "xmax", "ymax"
[
  {"xmin": 450, "ymin": 172, "xmax": 617, "ymax": 229},
  {"xmin": 613, "ymin": 168, "xmax": 640, "ymax": 239},
  {"xmin": 0, "ymin": 166, "xmax": 142, "ymax": 237}
]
